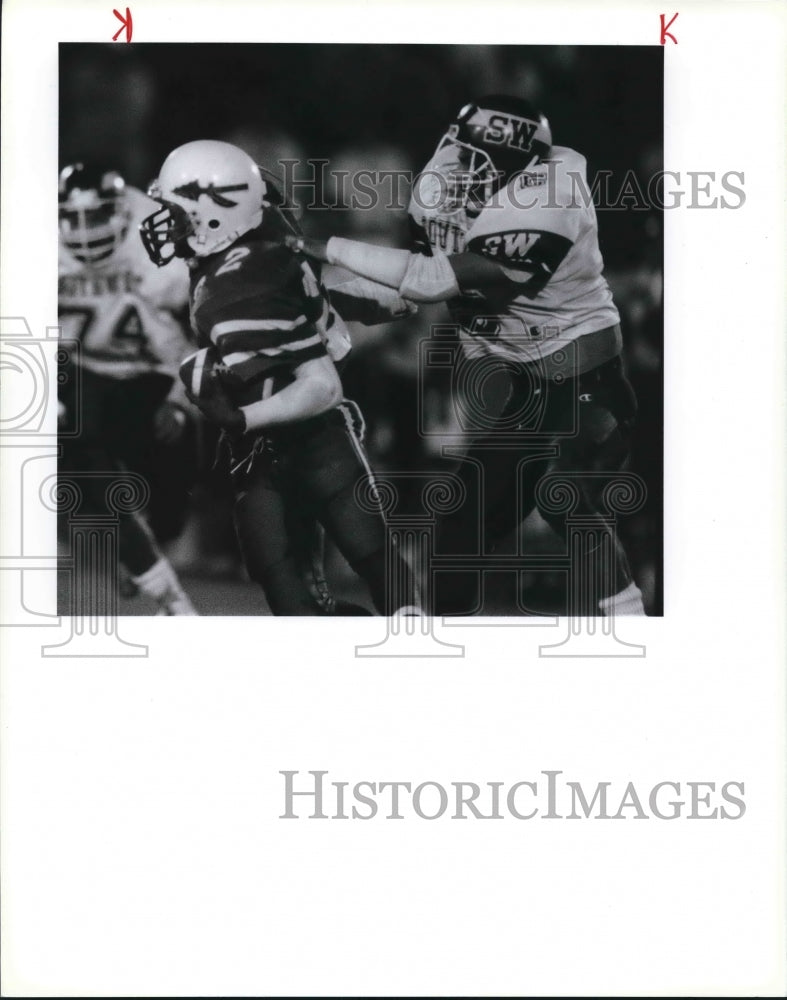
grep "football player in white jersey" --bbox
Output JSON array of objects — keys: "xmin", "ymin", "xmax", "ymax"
[
  {"xmin": 289, "ymin": 95, "xmax": 646, "ymax": 616},
  {"xmin": 58, "ymin": 163, "xmax": 197, "ymax": 614}
]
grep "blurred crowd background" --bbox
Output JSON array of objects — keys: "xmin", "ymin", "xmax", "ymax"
[{"xmin": 60, "ymin": 44, "xmax": 663, "ymax": 614}]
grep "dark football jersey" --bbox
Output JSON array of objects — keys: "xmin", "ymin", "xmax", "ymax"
[{"xmin": 188, "ymin": 230, "xmax": 331, "ymax": 403}]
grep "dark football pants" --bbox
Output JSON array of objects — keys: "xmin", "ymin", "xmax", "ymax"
[
  {"xmin": 59, "ymin": 369, "xmax": 185, "ymax": 576},
  {"xmin": 233, "ymin": 402, "xmax": 418, "ymax": 615},
  {"xmin": 432, "ymin": 356, "xmax": 639, "ymax": 615}
]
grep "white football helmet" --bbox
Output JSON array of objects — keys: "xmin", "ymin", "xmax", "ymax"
[{"xmin": 141, "ymin": 140, "xmax": 267, "ymax": 266}]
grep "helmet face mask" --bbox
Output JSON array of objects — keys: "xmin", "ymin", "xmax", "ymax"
[
  {"xmin": 431, "ymin": 129, "xmax": 501, "ymax": 215},
  {"xmin": 138, "ymin": 198, "xmax": 197, "ymax": 267},
  {"xmin": 424, "ymin": 95, "xmax": 552, "ymax": 216},
  {"xmin": 141, "ymin": 140, "xmax": 267, "ymax": 266},
  {"xmin": 58, "ymin": 164, "xmax": 131, "ymax": 264}
]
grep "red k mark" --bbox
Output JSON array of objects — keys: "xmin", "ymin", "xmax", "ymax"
[
  {"xmin": 112, "ymin": 7, "xmax": 133, "ymax": 42},
  {"xmin": 660, "ymin": 12, "xmax": 678, "ymax": 44}
]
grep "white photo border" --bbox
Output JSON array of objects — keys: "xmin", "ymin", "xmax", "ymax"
[{"xmin": 1, "ymin": 1, "xmax": 785, "ymax": 996}]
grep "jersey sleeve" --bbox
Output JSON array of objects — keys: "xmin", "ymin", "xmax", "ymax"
[
  {"xmin": 463, "ymin": 151, "xmax": 586, "ymax": 298},
  {"xmin": 326, "ymin": 275, "xmax": 416, "ymax": 325},
  {"xmin": 204, "ymin": 245, "xmax": 327, "ymax": 385}
]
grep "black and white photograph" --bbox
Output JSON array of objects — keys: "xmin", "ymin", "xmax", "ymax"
[
  {"xmin": 1, "ymin": 1, "xmax": 785, "ymax": 996},
  {"xmin": 56, "ymin": 42, "xmax": 663, "ymax": 619}
]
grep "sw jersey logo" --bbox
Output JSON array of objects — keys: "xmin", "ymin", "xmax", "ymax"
[
  {"xmin": 478, "ymin": 230, "xmax": 542, "ymax": 261},
  {"xmin": 483, "ymin": 114, "xmax": 538, "ymax": 151},
  {"xmin": 467, "ymin": 229, "xmax": 573, "ymax": 296}
]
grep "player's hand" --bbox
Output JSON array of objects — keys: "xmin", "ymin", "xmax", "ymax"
[
  {"xmin": 185, "ymin": 372, "xmax": 246, "ymax": 435},
  {"xmin": 284, "ymin": 234, "xmax": 330, "ymax": 262},
  {"xmin": 153, "ymin": 401, "xmax": 189, "ymax": 445}
]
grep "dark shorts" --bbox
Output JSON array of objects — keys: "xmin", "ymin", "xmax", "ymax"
[
  {"xmin": 59, "ymin": 367, "xmax": 195, "ymax": 544},
  {"xmin": 433, "ymin": 355, "xmax": 638, "ymax": 613},
  {"xmin": 230, "ymin": 401, "xmax": 407, "ymax": 615}
]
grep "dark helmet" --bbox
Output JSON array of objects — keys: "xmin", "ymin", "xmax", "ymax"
[
  {"xmin": 425, "ymin": 95, "xmax": 552, "ymax": 215},
  {"xmin": 58, "ymin": 163, "xmax": 131, "ymax": 263}
]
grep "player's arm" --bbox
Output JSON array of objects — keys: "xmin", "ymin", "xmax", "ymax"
[
  {"xmin": 324, "ymin": 275, "xmax": 417, "ymax": 325},
  {"xmin": 184, "ymin": 352, "xmax": 342, "ymax": 435},
  {"xmin": 287, "ymin": 236, "xmax": 535, "ymax": 302},
  {"xmin": 238, "ymin": 353, "xmax": 341, "ymax": 432}
]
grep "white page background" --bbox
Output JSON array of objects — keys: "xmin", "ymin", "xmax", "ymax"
[{"xmin": 1, "ymin": 1, "xmax": 785, "ymax": 995}]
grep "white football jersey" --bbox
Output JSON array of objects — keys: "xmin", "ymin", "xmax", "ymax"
[
  {"xmin": 58, "ymin": 186, "xmax": 192, "ymax": 379},
  {"xmin": 408, "ymin": 145, "xmax": 620, "ymax": 366}
]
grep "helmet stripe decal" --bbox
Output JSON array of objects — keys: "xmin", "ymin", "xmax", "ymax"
[{"xmin": 171, "ymin": 182, "xmax": 250, "ymax": 207}]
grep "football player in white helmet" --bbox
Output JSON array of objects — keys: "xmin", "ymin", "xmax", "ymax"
[
  {"xmin": 142, "ymin": 140, "xmax": 265, "ymax": 263},
  {"xmin": 59, "ymin": 162, "xmax": 198, "ymax": 615},
  {"xmin": 289, "ymin": 95, "xmax": 646, "ymax": 617},
  {"xmin": 141, "ymin": 140, "xmax": 421, "ymax": 616}
]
